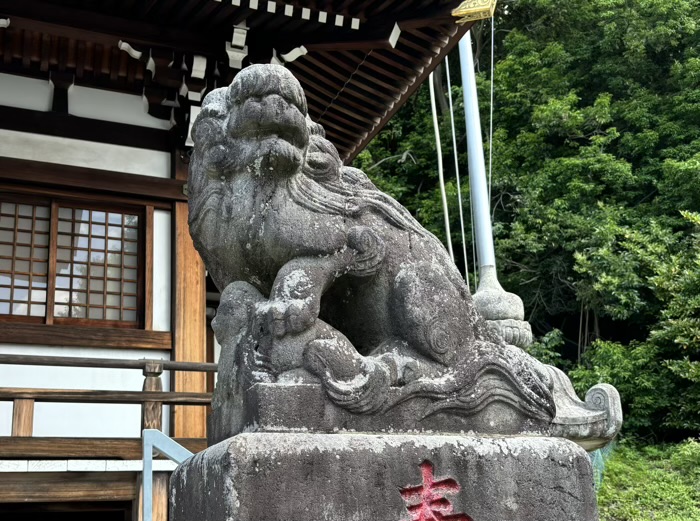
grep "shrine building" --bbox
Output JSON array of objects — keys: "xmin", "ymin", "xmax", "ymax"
[{"xmin": 0, "ymin": 1, "xmax": 476, "ymax": 519}]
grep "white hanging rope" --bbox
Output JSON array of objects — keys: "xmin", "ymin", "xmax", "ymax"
[
  {"xmin": 444, "ymin": 58, "xmax": 470, "ymax": 291},
  {"xmin": 428, "ymin": 71, "xmax": 455, "ymax": 262},
  {"xmin": 488, "ymin": 17, "xmax": 495, "ymax": 205},
  {"xmin": 469, "ymin": 178, "xmax": 478, "ymax": 287}
]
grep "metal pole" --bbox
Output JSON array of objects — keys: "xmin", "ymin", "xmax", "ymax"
[
  {"xmin": 458, "ymin": 31, "xmax": 496, "ymax": 271},
  {"xmin": 457, "ymin": 29, "xmax": 532, "ymax": 348},
  {"xmin": 142, "ymin": 429, "xmax": 194, "ymax": 521}
]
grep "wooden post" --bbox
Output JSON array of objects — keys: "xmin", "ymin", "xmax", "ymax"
[
  {"xmin": 11, "ymin": 398, "xmax": 34, "ymax": 437},
  {"xmin": 133, "ymin": 472, "xmax": 169, "ymax": 521},
  {"xmin": 141, "ymin": 361, "xmax": 164, "ymax": 431},
  {"xmin": 152, "ymin": 473, "xmax": 169, "ymax": 521},
  {"xmin": 172, "ymin": 152, "xmax": 207, "ymax": 438}
]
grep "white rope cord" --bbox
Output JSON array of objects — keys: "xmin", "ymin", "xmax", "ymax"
[
  {"xmin": 488, "ymin": 17, "xmax": 495, "ymax": 205},
  {"xmin": 469, "ymin": 178, "xmax": 478, "ymax": 287},
  {"xmin": 444, "ymin": 58, "xmax": 470, "ymax": 291},
  {"xmin": 428, "ymin": 71, "xmax": 455, "ymax": 262}
]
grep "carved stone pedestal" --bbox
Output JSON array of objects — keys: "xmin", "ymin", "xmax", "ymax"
[{"xmin": 170, "ymin": 433, "xmax": 599, "ymax": 521}]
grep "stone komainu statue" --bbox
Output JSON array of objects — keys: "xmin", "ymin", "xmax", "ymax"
[{"xmin": 188, "ymin": 64, "xmax": 621, "ymax": 448}]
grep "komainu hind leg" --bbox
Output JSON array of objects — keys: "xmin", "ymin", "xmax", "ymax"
[{"xmin": 391, "ymin": 262, "xmax": 477, "ymax": 366}]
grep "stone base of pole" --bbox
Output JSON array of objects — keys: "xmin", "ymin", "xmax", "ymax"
[
  {"xmin": 170, "ymin": 433, "xmax": 599, "ymax": 521},
  {"xmin": 473, "ymin": 265, "xmax": 534, "ymax": 348}
]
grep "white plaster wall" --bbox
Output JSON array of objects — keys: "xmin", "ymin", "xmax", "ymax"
[
  {"xmin": 0, "ymin": 74, "xmax": 52, "ymax": 112},
  {"xmin": 0, "ymin": 74, "xmax": 171, "ymax": 176},
  {"xmin": 153, "ymin": 210, "xmax": 172, "ymax": 332},
  {"xmin": 0, "ymin": 129, "xmax": 171, "ymax": 178},
  {"xmin": 68, "ymin": 85, "xmax": 171, "ymax": 130},
  {"xmin": 0, "ymin": 345, "xmax": 171, "ymax": 438},
  {"xmin": 0, "ymin": 73, "xmax": 171, "ymax": 131}
]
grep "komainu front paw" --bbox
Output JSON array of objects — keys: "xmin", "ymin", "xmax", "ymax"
[{"xmin": 262, "ymin": 298, "xmax": 319, "ymax": 338}]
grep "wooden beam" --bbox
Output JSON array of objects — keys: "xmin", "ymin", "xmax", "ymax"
[
  {"xmin": 343, "ymin": 51, "xmax": 406, "ymax": 82},
  {"xmin": 144, "ymin": 206, "xmax": 155, "ymax": 330},
  {"xmin": 345, "ymin": 22, "xmax": 472, "ymax": 163},
  {"xmin": 141, "ymin": 361, "xmax": 164, "ymax": 431},
  {"xmin": 307, "ymin": 52, "xmax": 399, "ymax": 101},
  {"xmin": 0, "ymin": 105, "xmax": 173, "ymax": 151},
  {"xmin": 0, "ymin": 353, "xmax": 217, "ymax": 372},
  {"xmin": 11, "ymin": 399, "xmax": 34, "ymax": 437},
  {"xmin": 0, "ymin": 437, "xmax": 207, "ymax": 460},
  {"xmin": 294, "ymin": 57, "xmax": 389, "ymax": 110},
  {"xmin": 0, "ymin": 157, "xmax": 186, "ymax": 203},
  {"xmin": 398, "ymin": 15, "xmax": 457, "ymax": 31},
  {"xmin": 369, "ymin": 48, "xmax": 415, "ymax": 74},
  {"xmin": 171, "ymin": 154, "xmax": 208, "ymax": 438},
  {"xmin": 0, "ymin": 182, "xmax": 173, "ymax": 211},
  {"xmin": 304, "ymin": 38, "xmax": 392, "ymax": 52},
  {"xmin": 0, "ymin": 0, "xmax": 222, "ymax": 56},
  {"xmin": 0, "ymin": 501, "xmax": 133, "ymax": 514},
  {"xmin": 134, "ymin": 473, "xmax": 169, "ymax": 521},
  {"xmin": 0, "ymin": 472, "xmax": 137, "ymax": 503},
  {"xmin": 0, "ymin": 388, "xmax": 211, "ymax": 405},
  {"xmin": 152, "ymin": 473, "xmax": 169, "ymax": 521},
  {"xmin": 0, "ymin": 323, "xmax": 172, "ymax": 350}
]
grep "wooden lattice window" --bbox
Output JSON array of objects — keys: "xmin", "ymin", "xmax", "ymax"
[
  {"xmin": 0, "ymin": 194, "xmax": 145, "ymax": 328},
  {"xmin": 0, "ymin": 201, "xmax": 50, "ymax": 319}
]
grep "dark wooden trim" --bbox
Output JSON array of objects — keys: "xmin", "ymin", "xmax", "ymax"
[
  {"xmin": 0, "ymin": 105, "xmax": 173, "ymax": 152},
  {"xmin": 398, "ymin": 15, "xmax": 458, "ymax": 31},
  {"xmin": 0, "ymin": 437, "xmax": 207, "ymax": 460},
  {"xmin": 144, "ymin": 205, "xmax": 154, "ymax": 330},
  {"xmin": 51, "ymin": 84, "xmax": 69, "ymax": 114},
  {"xmin": 45, "ymin": 201, "xmax": 58, "ymax": 325},
  {"xmin": 0, "ymin": 353, "xmax": 217, "ymax": 372},
  {"xmin": 0, "ymin": 183, "xmax": 173, "ymax": 211},
  {"xmin": 0, "ymin": 387, "xmax": 212, "ymax": 405},
  {"xmin": 0, "ymin": 501, "xmax": 133, "ymax": 514},
  {"xmin": 0, "ymin": 323, "xmax": 172, "ymax": 350},
  {"xmin": 344, "ymin": 22, "xmax": 472, "ymax": 163},
  {"xmin": 0, "ymin": 0, "xmax": 222, "ymax": 56},
  {"xmin": 0, "ymin": 157, "xmax": 187, "ymax": 203},
  {"xmin": 304, "ymin": 38, "xmax": 392, "ymax": 52},
  {"xmin": 0, "ymin": 472, "xmax": 138, "ymax": 503}
]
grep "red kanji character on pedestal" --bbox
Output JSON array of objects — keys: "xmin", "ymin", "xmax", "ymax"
[{"xmin": 400, "ymin": 461, "xmax": 474, "ymax": 521}]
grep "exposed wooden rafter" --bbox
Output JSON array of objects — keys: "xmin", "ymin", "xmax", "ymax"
[{"xmin": 0, "ymin": 0, "xmax": 468, "ymax": 161}]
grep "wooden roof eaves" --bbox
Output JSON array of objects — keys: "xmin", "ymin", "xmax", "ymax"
[
  {"xmin": 343, "ymin": 21, "xmax": 472, "ymax": 164},
  {"xmin": 343, "ymin": 51, "xmax": 406, "ymax": 83},
  {"xmin": 0, "ymin": 0, "xmax": 222, "ymax": 56},
  {"xmin": 309, "ymin": 51, "xmax": 399, "ymax": 100},
  {"xmin": 327, "ymin": 53, "xmax": 404, "ymax": 94},
  {"xmin": 292, "ymin": 57, "xmax": 391, "ymax": 110}
]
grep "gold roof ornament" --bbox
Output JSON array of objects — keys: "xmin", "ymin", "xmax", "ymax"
[{"xmin": 452, "ymin": 0, "xmax": 497, "ymax": 24}]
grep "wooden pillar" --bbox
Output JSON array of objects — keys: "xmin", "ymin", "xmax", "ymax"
[
  {"xmin": 11, "ymin": 399, "xmax": 34, "ymax": 437},
  {"xmin": 133, "ymin": 473, "xmax": 169, "ymax": 521},
  {"xmin": 141, "ymin": 361, "xmax": 164, "ymax": 431},
  {"xmin": 172, "ymin": 152, "xmax": 207, "ymax": 438}
]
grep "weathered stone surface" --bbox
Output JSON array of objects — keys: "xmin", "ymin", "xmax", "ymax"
[
  {"xmin": 188, "ymin": 63, "xmax": 621, "ymax": 448},
  {"xmin": 208, "ymin": 381, "xmax": 621, "ymax": 453},
  {"xmin": 171, "ymin": 433, "xmax": 599, "ymax": 521}
]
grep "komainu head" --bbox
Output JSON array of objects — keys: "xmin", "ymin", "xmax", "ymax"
[{"xmin": 190, "ymin": 64, "xmax": 310, "ymax": 185}]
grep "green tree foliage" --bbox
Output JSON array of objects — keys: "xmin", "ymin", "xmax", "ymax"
[{"xmin": 354, "ymin": 0, "xmax": 700, "ymax": 438}]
